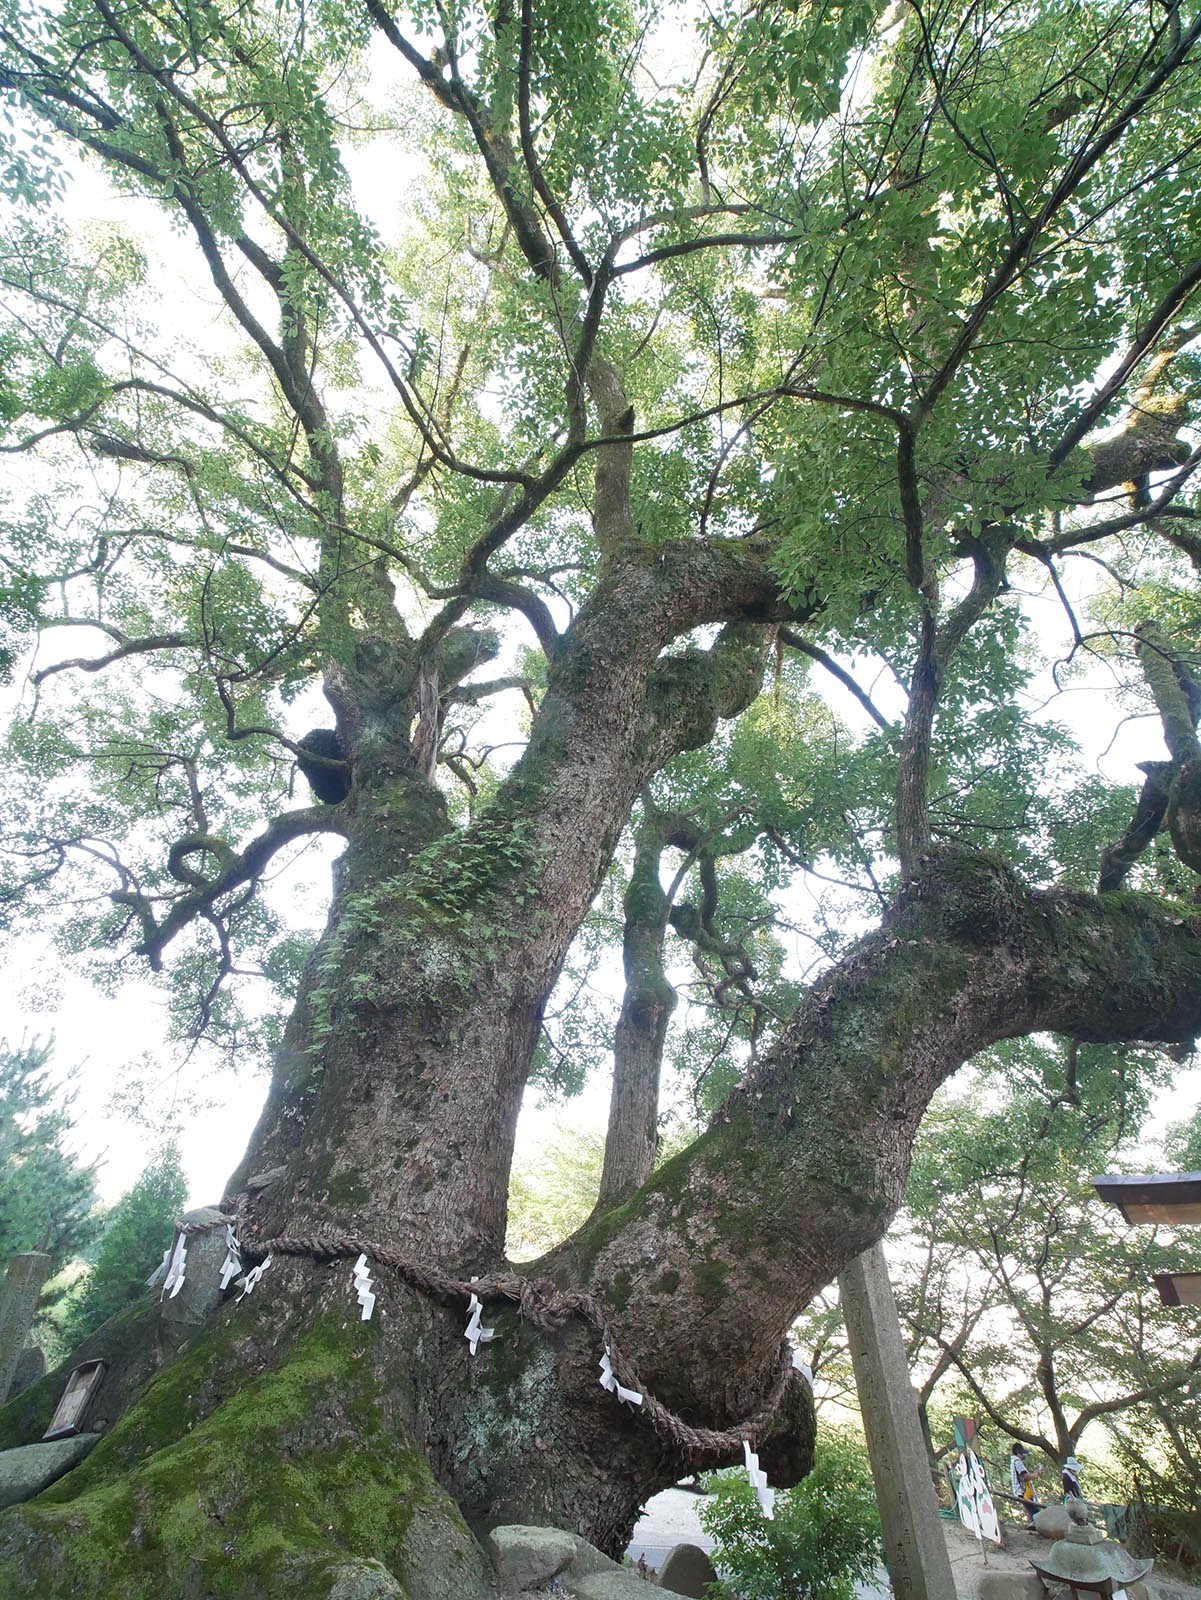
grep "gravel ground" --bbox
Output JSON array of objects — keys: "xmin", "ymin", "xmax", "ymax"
[{"xmin": 626, "ymin": 1487, "xmax": 714, "ymax": 1572}]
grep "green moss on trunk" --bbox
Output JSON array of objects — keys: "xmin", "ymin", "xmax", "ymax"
[{"xmin": 0, "ymin": 1310, "xmax": 491, "ymax": 1600}]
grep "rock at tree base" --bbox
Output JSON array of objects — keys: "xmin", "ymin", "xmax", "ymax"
[
  {"xmin": 572, "ymin": 1570, "xmax": 659, "ymax": 1600},
  {"xmin": 159, "ymin": 1205, "xmax": 233, "ymax": 1347},
  {"xmin": 487, "ymin": 1526, "xmax": 699, "ymax": 1600},
  {"xmin": 0, "ymin": 1434, "xmax": 100, "ymax": 1508},
  {"xmin": 326, "ymin": 1560, "xmax": 407, "ymax": 1599},
  {"xmin": 488, "ymin": 1527, "xmax": 619, "ymax": 1592},
  {"xmin": 656, "ymin": 1543, "xmax": 718, "ymax": 1598},
  {"xmin": 978, "ymin": 1574, "xmax": 1044, "ymax": 1600},
  {"xmin": 1033, "ymin": 1506, "xmax": 1071, "ymax": 1540}
]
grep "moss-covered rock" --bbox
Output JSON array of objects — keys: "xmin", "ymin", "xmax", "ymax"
[
  {"xmin": 0, "ymin": 1297, "xmax": 164, "ymax": 1452},
  {"xmin": 0, "ymin": 1301, "xmax": 498, "ymax": 1600}
]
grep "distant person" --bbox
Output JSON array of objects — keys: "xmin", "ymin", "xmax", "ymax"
[
  {"xmin": 1062, "ymin": 1456, "xmax": 1084, "ymax": 1500},
  {"xmin": 1010, "ymin": 1444, "xmax": 1041, "ymax": 1525}
]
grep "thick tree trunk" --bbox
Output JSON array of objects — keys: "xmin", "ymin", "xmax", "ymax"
[
  {"xmin": 595, "ymin": 815, "xmax": 676, "ymax": 1209},
  {"xmin": 540, "ymin": 851, "xmax": 1201, "ymax": 1419},
  {"xmin": 228, "ymin": 545, "xmax": 779, "ymax": 1264},
  {"xmin": 3, "ymin": 542, "xmax": 1201, "ymax": 1597},
  {"xmin": 1, "ymin": 843, "xmax": 1200, "ymax": 1594}
]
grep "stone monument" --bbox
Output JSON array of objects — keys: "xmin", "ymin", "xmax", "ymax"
[
  {"xmin": 839, "ymin": 1244, "xmax": 958, "ymax": 1600},
  {"xmin": 0, "ymin": 1254, "xmax": 51, "ymax": 1403}
]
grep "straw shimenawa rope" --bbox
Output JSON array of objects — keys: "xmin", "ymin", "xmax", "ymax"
[{"xmin": 173, "ymin": 1212, "xmax": 796, "ymax": 1462}]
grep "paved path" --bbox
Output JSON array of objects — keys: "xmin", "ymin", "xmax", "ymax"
[{"xmin": 626, "ymin": 1487, "xmax": 713, "ymax": 1572}]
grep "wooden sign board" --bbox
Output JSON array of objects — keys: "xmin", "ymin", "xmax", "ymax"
[{"xmin": 42, "ymin": 1360, "xmax": 106, "ymax": 1440}]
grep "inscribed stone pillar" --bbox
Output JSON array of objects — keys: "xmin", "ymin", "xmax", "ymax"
[
  {"xmin": 839, "ymin": 1244, "xmax": 958, "ymax": 1600},
  {"xmin": 0, "ymin": 1253, "xmax": 51, "ymax": 1403}
]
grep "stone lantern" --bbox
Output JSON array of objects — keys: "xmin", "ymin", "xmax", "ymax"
[{"xmin": 1030, "ymin": 1503, "xmax": 1153, "ymax": 1600}]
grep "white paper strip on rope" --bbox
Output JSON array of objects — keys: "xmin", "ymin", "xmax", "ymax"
[
  {"xmin": 162, "ymin": 1234, "xmax": 187, "ymax": 1300},
  {"xmin": 237, "ymin": 1254, "xmax": 273, "ymax": 1301},
  {"xmin": 464, "ymin": 1293, "xmax": 495, "ymax": 1354},
  {"xmin": 219, "ymin": 1224, "xmax": 242, "ymax": 1293},
  {"xmin": 146, "ymin": 1246, "xmax": 171, "ymax": 1289},
  {"xmin": 352, "ymin": 1253, "xmax": 377, "ymax": 1321},
  {"xmin": 598, "ymin": 1347, "xmax": 643, "ymax": 1408},
  {"xmin": 743, "ymin": 1439, "xmax": 775, "ymax": 1519},
  {"xmin": 791, "ymin": 1349, "xmax": 814, "ymax": 1386}
]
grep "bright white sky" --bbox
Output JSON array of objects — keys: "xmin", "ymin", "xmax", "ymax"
[{"xmin": 1, "ymin": 26, "xmax": 1196, "ymax": 1220}]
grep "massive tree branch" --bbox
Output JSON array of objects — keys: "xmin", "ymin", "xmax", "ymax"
[
  {"xmin": 1136, "ymin": 619, "xmax": 1201, "ymax": 874},
  {"xmin": 112, "ymin": 806, "xmax": 347, "ymax": 969},
  {"xmin": 594, "ymin": 809, "xmax": 676, "ymax": 1210},
  {"xmin": 546, "ymin": 850, "xmax": 1201, "ymax": 1418},
  {"xmin": 1098, "ymin": 761, "xmax": 1176, "ymax": 891}
]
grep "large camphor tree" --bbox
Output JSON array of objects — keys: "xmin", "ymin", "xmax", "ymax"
[{"xmin": 1, "ymin": 0, "xmax": 1201, "ymax": 1592}]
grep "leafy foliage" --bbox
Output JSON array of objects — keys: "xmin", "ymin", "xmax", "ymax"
[
  {"xmin": 506, "ymin": 1124, "xmax": 603, "ymax": 1260},
  {"xmin": 0, "ymin": 1039, "xmax": 100, "ymax": 1276},
  {"xmin": 0, "ymin": 0, "xmax": 1196, "ymax": 1075},
  {"xmin": 699, "ymin": 1429, "xmax": 883, "ymax": 1600},
  {"xmin": 57, "ymin": 1143, "xmax": 187, "ymax": 1351}
]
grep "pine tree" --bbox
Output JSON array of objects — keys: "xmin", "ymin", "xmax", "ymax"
[
  {"xmin": 0, "ymin": 1040, "xmax": 100, "ymax": 1276},
  {"xmin": 58, "ymin": 1144, "xmax": 188, "ymax": 1349}
]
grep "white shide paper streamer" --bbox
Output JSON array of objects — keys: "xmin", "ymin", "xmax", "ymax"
[
  {"xmin": 237, "ymin": 1254, "xmax": 273, "ymax": 1301},
  {"xmin": 219, "ymin": 1224, "xmax": 242, "ymax": 1293},
  {"xmin": 598, "ymin": 1347, "xmax": 643, "ymax": 1408},
  {"xmin": 146, "ymin": 1247, "xmax": 170, "ymax": 1289},
  {"xmin": 743, "ymin": 1440, "xmax": 775, "ymax": 1519},
  {"xmin": 162, "ymin": 1234, "xmax": 187, "ymax": 1300},
  {"xmin": 464, "ymin": 1293, "xmax": 495, "ymax": 1354},
  {"xmin": 352, "ymin": 1253, "xmax": 376, "ymax": 1321}
]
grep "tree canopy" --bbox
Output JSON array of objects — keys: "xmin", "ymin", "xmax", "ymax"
[{"xmin": 0, "ymin": 0, "xmax": 1198, "ymax": 1057}]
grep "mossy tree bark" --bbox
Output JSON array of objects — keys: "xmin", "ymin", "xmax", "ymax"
[
  {"xmin": 4, "ymin": 4, "xmax": 1201, "ymax": 1594},
  {"xmin": 3, "ymin": 771, "xmax": 1201, "ymax": 1598},
  {"xmin": 595, "ymin": 811, "xmax": 677, "ymax": 1211},
  {"xmin": 4, "ymin": 375, "xmax": 1201, "ymax": 1600}
]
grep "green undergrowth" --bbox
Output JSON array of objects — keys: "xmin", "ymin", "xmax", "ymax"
[{"xmin": 0, "ymin": 1310, "xmax": 474, "ymax": 1600}]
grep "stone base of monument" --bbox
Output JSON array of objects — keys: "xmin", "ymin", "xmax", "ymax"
[
  {"xmin": 0, "ymin": 1434, "xmax": 101, "ymax": 1509},
  {"xmin": 979, "ymin": 1574, "xmax": 1045, "ymax": 1600}
]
